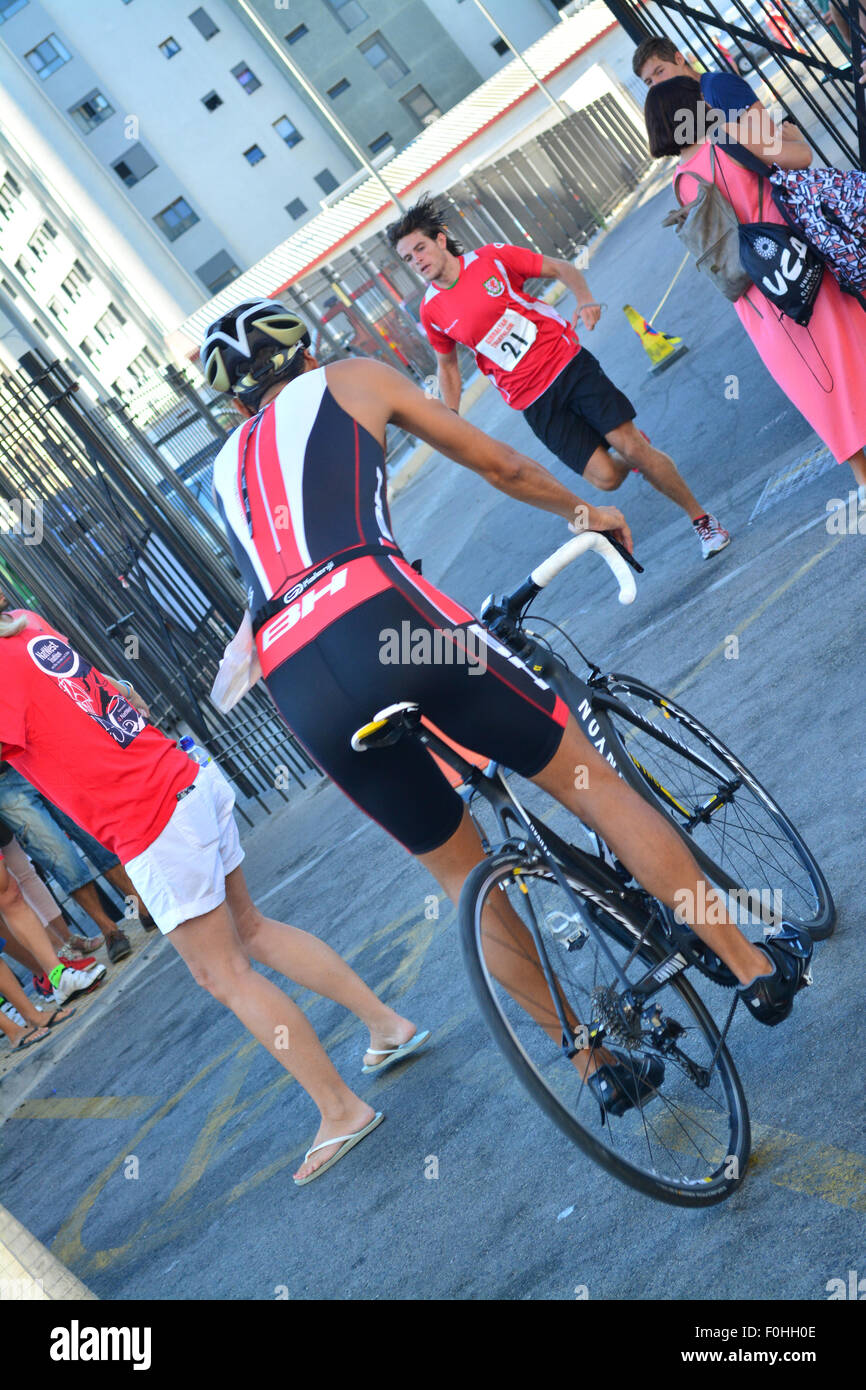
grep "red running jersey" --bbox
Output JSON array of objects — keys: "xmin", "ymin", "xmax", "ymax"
[
  {"xmin": 0, "ymin": 611, "xmax": 196, "ymax": 862},
  {"xmin": 419, "ymin": 243, "xmax": 580, "ymax": 410}
]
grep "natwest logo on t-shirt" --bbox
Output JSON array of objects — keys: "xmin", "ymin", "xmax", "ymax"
[{"xmin": 29, "ymin": 635, "xmax": 81, "ymax": 677}]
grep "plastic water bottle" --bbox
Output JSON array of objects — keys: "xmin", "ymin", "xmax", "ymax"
[{"xmin": 178, "ymin": 735, "xmax": 211, "ymax": 767}]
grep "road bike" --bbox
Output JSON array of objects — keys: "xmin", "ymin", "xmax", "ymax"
[{"xmin": 351, "ymin": 533, "xmax": 832, "ymax": 1205}]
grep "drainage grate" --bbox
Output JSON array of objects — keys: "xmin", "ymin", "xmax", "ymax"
[{"xmin": 749, "ymin": 445, "xmax": 836, "ymax": 520}]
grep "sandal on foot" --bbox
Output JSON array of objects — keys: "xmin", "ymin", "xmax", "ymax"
[
  {"xmin": 45, "ymin": 1006, "xmax": 77, "ymax": 1029},
  {"xmin": 294, "ymin": 1112, "xmax": 384, "ymax": 1187},
  {"xmin": 361, "ymin": 1029, "xmax": 430, "ymax": 1075},
  {"xmin": 11, "ymin": 1025, "xmax": 51, "ymax": 1052}
]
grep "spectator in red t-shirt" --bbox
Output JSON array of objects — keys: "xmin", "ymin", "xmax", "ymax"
[
  {"xmin": 0, "ymin": 608, "xmax": 426, "ymax": 1185},
  {"xmin": 388, "ymin": 195, "xmax": 730, "ymax": 560}
]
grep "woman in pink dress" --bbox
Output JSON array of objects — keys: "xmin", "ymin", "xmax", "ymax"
[{"xmin": 644, "ymin": 77, "xmax": 866, "ymax": 495}]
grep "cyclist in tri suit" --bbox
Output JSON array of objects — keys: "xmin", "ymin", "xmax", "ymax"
[
  {"xmin": 203, "ymin": 300, "xmax": 811, "ymax": 1119},
  {"xmin": 0, "ymin": 608, "xmax": 424, "ymax": 1185},
  {"xmin": 387, "ymin": 195, "xmax": 730, "ymax": 560}
]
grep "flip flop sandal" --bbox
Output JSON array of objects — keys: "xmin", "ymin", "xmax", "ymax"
[
  {"xmin": 361, "ymin": 1029, "xmax": 431, "ymax": 1075},
  {"xmin": 294, "ymin": 1112, "xmax": 385, "ymax": 1187},
  {"xmin": 11, "ymin": 1025, "xmax": 51, "ymax": 1052},
  {"xmin": 45, "ymin": 1007, "xmax": 77, "ymax": 1029}
]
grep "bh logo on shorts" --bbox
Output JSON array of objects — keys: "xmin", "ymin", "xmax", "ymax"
[
  {"xmin": 261, "ymin": 568, "xmax": 349, "ymax": 652},
  {"xmin": 483, "ymin": 276, "xmax": 505, "ymax": 297},
  {"xmin": 27, "ymin": 636, "xmax": 145, "ymax": 748}
]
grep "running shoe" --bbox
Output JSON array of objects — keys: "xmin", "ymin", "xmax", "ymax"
[
  {"xmin": 694, "ymin": 513, "xmax": 730, "ymax": 559},
  {"xmin": 52, "ymin": 962, "xmax": 106, "ymax": 1005},
  {"xmin": 737, "ymin": 924, "xmax": 813, "ymax": 1026},
  {"xmin": 586, "ymin": 1046, "xmax": 665, "ymax": 1120},
  {"xmin": 57, "ymin": 954, "xmax": 96, "ymax": 971},
  {"xmin": 33, "ymin": 971, "xmax": 53, "ymax": 1000}
]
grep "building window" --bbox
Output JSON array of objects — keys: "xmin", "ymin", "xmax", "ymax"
[
  {"xmin": 94, "ymin": 310, "xmax": 119, "ymax": 345},
  {"xmin": 60, "ymin": 259, "xmax": 92, "ymax": 302},
  {"xmin": 14, "ymin": 254, "xmax": 34, "ymax": 286},
  {"xmin": 189, "ymin": 7, "xmax": 218, "ymax": 40},
  {"xmin": 107, "ymin": 302, "xmax": 127, "ymax": 326},
  {"xmin": 243, "ymin": 143, "xmax": 265, "ymax": 166},
  {"xmin": 492, "ymin": 38, "xmax": 509, "ymax": 56},
  {"xmin": 48, "ymin": 296, "xmax": 67, "ymax": 321},
  {"xmin": 286, "ymin": 197, "xmax": 307, "ymax": 220},
  {"xmin": 159, "ymin": 36, "xmax": 181, "ymax": 58},
  {"xmin": 286, "ymin": 23, "xmax": 308, "ymax": 44},
  {"xmin": 26, "ymin": 34, "xmax": 72, "ymax": 80},
  {"xmin": 273, "ymin": 115, "xmax": 302, "ymax": 149},
  {"xmin": 154, "ymin": 196, "xmax": 199, "ymax": 241},
  {"xmin": 0, "ymin": 173, "xmax": 22, "ymax": 221},
  {"xmin": 196, "ymin": 249, "xmax": 240, "ymax": 294},
  {"xmin": 325, "ymin": 0, "xmax": 367, "ymax": 33},
  {"xmin": 27, "ymin": 221, "xmax": 58, "ymax": 262},
  {"xmin": 79, "ymin": 335, "xmax": 99, "ymax": 360},
  {"xmin": 327, "ymin": 78, "xmax": 350, "ymax": 100},
  {"xmin": 111, "ymin": 142, "xmax": 157, "ymax": 187},
  {"xmin": 359, "ymin": 32, "xmax": 408, "ymax": 87},
  {"xmin": 401, "ymin": 84, "xmax": 441, "ymax": 127},
  {"xmin": 1, "ymin": 277, "xmax": 19, "ymax": 299},
  {"xmin": 315, "ymin": 168, "xmax": 339, "ymax": 195},
  {"xmin": 0, "ymin": 1, "xmax": 29, "ymax": 23},
  {"xmin": 69, "ymin": 89, "xmax": 115, "ymax": 134},
  {"xmin": 231, "ymin": 62, "xmax": 260, "ymax": 94},
  {"xmin": 126, "ymin": 348, "xmax": 159, "ymax": 386},
  {"xmin": 32, "ymin": 319, "xmax": 50, "ymax": 339},
  {"xmin": 369, "ymin": 132, "xmax": 392, "ymax": 155}
]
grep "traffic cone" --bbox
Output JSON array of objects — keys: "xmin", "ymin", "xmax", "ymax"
[{"xmin": 623, "ymin": 305, "xmax": 689, "ymax": 375}]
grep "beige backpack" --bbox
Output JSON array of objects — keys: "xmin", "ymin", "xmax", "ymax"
[{"xmin": 664, "ymin": 144, "xmax": 752, "ymax": 302}]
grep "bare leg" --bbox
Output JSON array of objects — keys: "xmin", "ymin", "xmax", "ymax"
[
  {"xmin": 0, "ymin": 866, "xmax": 65, "ymax": 978},
  {"xmin": 69, "ymin": 881, "xmax": 123, "ymax": 943},
  {"xmin": 169, "ymin": 899, "xmax": 379, "ymax": 1182},
  {"xmin": 604, "ymin": 422, "xmax": 706, "ymax": 520},
  {"xmin": 0, "ymin": 957, "xmax": 73, "ymax": 1042},
  {"xmin": 224, "ymin": 866, "xmax": 418, "ymax": 1069},
  {"xmin": 846, "ymin": 448, "xmax": 866, "ymax": 487}
]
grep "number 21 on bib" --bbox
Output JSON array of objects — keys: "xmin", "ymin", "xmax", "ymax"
[{"xmin": 476, "ymin": 309, "xmax": 537, "ymax": 371}]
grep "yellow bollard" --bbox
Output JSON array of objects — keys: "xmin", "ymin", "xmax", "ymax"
[{"xmin": 623, "ymin": 304, "xmax": 689, "ymax": 375}]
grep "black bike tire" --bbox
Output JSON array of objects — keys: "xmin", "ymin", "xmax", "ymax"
[
  {"xmin": 593, "ymin": 674, "xmax": 835, "ymax": 940},
  {"xmin": 458, "ymin": 849, "xmax": 751, "ymax": 1208}
]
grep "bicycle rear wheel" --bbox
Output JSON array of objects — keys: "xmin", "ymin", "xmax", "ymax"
[
  {"xmin": 459, "ymin": 849, "xmax": 750, "ymax": 1207},
  {"xmin": 600, "ymin": 676, "xmax": 835, "ymax": 940}
]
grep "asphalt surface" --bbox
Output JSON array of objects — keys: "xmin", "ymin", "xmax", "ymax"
[{"xmin": 2, "ymin": 168, "xmax": 864, "ymax": 1301}]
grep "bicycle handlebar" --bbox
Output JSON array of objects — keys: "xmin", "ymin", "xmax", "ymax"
[{"xmin": 530, "ymin": 531, "xmax": 638, "ymax": 605}]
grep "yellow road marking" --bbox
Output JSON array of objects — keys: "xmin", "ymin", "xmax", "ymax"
[{"xmin": 14, "ymin": 1096, "xmax": 156, "ymax": 1120}]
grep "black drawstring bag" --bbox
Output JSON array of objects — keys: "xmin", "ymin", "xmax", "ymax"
[{"xmin": 714, "ymin": 138, "xmax": 824, "ymax": 326}]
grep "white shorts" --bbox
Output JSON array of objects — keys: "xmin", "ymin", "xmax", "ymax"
[{"xmin": 124, "ymin": 761, "xmax": 245, "ymax": 934}]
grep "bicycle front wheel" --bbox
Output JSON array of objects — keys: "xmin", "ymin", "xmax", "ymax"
[
  {"xmin": 459, "ymin": 850, "xmax": 750, "ymax": 1207},
  {"xmin": 600, "ymin": 675, "xmax": 835, "ymax": 940}
]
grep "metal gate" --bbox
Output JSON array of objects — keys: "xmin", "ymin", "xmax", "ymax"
[
  {"xmin": 0, "ymin": 356, "xmax": 319, "ymax": 825},
  {"xmin": 605, "ymin": 0, "xmax": 866, "ymax": 168}
]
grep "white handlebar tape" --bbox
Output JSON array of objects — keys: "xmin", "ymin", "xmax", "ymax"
[{"xmin": 530, "ymin": 531, "xmax": 637, "ymax": 605}]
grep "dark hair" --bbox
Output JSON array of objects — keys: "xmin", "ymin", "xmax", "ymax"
[
  {"xmin": 644, "ymin": 76, "xmax": 705, "ymax": 158},
  {"xmin": 386, "ymin": 193, "xmax": 463, "ymax": 258},
  {"xmin": 632, "ymin": 34, "xmax": 680, "ymax": 77}
]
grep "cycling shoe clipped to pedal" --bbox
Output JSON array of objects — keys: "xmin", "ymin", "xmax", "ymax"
[
  {"xmin": 586, "ymin": 1046, "xmax": 665, "ymax": 1123},
  {"xmin": 737, "ymin": 923, "xmax": 813, "ymax": 1027}
]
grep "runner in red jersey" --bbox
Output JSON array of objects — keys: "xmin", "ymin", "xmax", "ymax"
[
  {"xmin": 390, "ymin": 194, "xmax": 730, "ymax": 560},
  {"xmin": 0, "ymin": 608, "xmax": 424, "ymax": 1184}
]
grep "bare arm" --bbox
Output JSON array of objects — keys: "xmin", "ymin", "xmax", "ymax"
[
  {"xmin": 538, "ymin": 254, "xmax": 602, "ymax": 330},
  {"xmin": 726, "ymin": 105, "xmax": 812, "ymax": 168},
  {"xmin": 436, "ymin": 348, "xmax": 463, "ymax": 412},
  {"xmin": 328, "ymin": 358, "xmax": 632, "ymax": 552}
]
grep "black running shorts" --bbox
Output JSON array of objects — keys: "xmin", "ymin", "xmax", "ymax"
[
  {"xmin": 264, "ymin": 557, "xmax": 569, "ymax": 855},
  {"xmin": 523, "ymin": 348, "xmax": 636, "ymax": 476}
]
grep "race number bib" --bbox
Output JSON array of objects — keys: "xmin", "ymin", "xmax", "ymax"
[{"xmin": 476, "ymin": 309, "xmax": 537, "ymax": 371}]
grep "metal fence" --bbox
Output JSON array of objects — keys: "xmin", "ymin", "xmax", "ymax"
[
  {"xmin": 605, "ymin": 0, "xmax": 866, "ymax": 168},
  {"xmin": 0, "ymin": 356, "xmax": 319, "ymax": 825}
]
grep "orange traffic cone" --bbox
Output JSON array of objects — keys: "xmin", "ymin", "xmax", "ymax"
[{"xmin": 623, "ymin": 305, "xmax": 689, "ymax": 374}]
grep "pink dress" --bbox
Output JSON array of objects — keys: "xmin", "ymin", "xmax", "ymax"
[{"xmin": 676, "ymin": 142, "xmax": 866, "ymax": 463}]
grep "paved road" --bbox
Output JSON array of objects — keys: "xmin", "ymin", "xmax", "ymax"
[{"xmin": 2, "ymin": 173, "xmax": 864, "ymax": 1301}]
